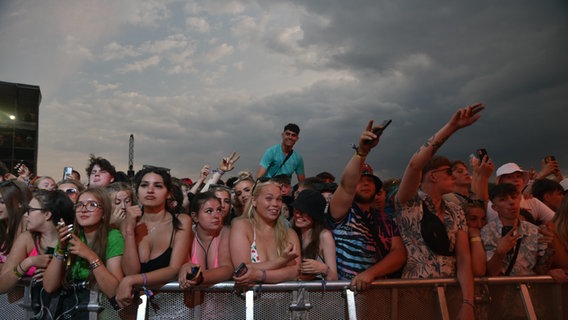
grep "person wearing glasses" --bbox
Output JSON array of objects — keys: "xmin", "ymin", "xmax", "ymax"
[
  {"xmin": 115, "ymin": 167, "xmax": 192, "ymax": 308},
  {"xmin": 230, "ymin": 179, "xmax": 301, "ymax": 287},
  {"xmin": 0, "ymin": 179, "xmax": 31, "ymax": 272},
  {"xmin": 43, "ymin": 187, "xmax": 124, "ymax": 319},
  {"xmin": 395, "ymin": 103, "xmax": 485, "ymax": 320},
  {"xmin": 0, "ymin": 190, "xmax": 73, "ymax": 295},
  {"xmin": 57, "ymin": 178, "xmax": 86, "ymax": 204}
]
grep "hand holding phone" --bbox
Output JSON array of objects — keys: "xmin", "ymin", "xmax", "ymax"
[
  {"xmin": 233, "ymin": 262, "xmax": 248, "ymax": 277},
  {"xmin": 363, "ymin": 119, "xmax": 392, "ymax": 145},
  {"xmin": 186, "ymin": 265, "xmax": 202, "ymax": 280},
  {"xmin": 476, "ymin": 148, "xmax": 488, "ymax": 161}
]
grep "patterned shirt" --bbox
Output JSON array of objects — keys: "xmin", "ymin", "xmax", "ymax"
[
  {"xmin": 328, "ymin": 203, "xmax": 400, "ymax": 280},
  {"xmin": 480, "ymin": 219, "xmax": 546, "ymax": 276},
  {"xmin": 395, "ymin": 191, "xmax": 467, "ymax": 278}
]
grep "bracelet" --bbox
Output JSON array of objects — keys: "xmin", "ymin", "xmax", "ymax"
[
  {"xmin": 260, "ymin": 269, "xmax": 267, "ymax": 283},
  {"xmin": 142, "ymin": 273, "xmax": 148, "ymax": 286},
  {"xmin": 463, "ymin": 299, "xmax": 474, "ymax": 308},
  {"xmin": 321, "ymin": 266, "xmax": 330, "ymax": 278},
  {"xmin": 13, "ymin": 266, "xmax": 24, "ymax": 279},
  {"xmin": 89, "ymin": 258, "xmax": 102, "ymax": 270},
  {"xmin": 141, "ymin": 273, "xmax": 154, "ymax": 297},
  {"xmin": 470, "ymin": 236, "xmax": 482, "ymax": 243},
  {"xmin": 351, "ymin": 144, "xmax": 368, "ymax": 158},
  {"xmin": 53, "ymin": 251, "xmax": 67, "ymax": 261},
  {"xmin": 212, "ymin": 168, "xmax": 225, "ymax": 175},
  {"xmin": 17, "ymin": 262, "xmax": 27, "ymax": 274}
]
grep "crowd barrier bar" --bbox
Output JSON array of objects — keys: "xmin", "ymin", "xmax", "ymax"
[{"xmin": 3, "ymin": 275, "xmax": 565, "ymax": 319}]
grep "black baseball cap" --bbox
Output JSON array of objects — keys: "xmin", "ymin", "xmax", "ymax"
[{"xmin": 291, "ymin": 189, "xmax": 327, "ymax": 223}]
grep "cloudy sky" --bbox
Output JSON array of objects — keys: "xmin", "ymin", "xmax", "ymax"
[{"xmin": 1, "ymin": 0, "xmax": 566, "ymax": 184}]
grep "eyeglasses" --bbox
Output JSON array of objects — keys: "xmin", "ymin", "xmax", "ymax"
[
  {"xmin": 74, "ymin": 201, "xmax": 102, "ymax": 212},
  {"xmin": 63, "ymin": 188, "xmax": 78, "ymax": 194},
  {"xmin": 25, "ymin": 206, "xmax": 46, "ymax": 214},
  {"xmin": 430, "ymin": 167, "xmax": 453, "ymax": 176}
]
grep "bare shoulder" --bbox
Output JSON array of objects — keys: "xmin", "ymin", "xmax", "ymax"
[{"xmin": 319, "ymin": 229, "xmax": 334, "ymax": 243}]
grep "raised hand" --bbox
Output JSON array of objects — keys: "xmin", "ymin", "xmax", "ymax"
[
  {"xmin": 448, "ymin": 103, "xmax": 484, "ymax": 130},
  {"xmin": 218, "ymin": 152, "xmax": 241, "ymax": 172}
]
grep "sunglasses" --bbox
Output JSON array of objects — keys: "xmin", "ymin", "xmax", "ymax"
[
  {"xmin": 63, "ymin": 188, "xmax": 78, "ymax": 194},
  {"xmin": 430, "ymin": 167, "xmax": 453, "ymax": 176}
]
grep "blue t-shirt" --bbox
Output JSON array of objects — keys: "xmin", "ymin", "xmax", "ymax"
[
  {"xmin": 259, "ymin": 144, "xmax": 304, "ymax": 179},
  {"xmin": 328, "ymin": 203, "xmax": 400, "ymax": 280}
]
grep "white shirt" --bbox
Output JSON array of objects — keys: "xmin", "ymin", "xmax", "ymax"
[{"xmin": 486, "ymin": 196, "xmax": 555, "ymax": 224}]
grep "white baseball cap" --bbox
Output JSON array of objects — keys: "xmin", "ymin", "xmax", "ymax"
[{"xmin": 496, "ymin": 162, "xmax": 529, "ymax": 184}]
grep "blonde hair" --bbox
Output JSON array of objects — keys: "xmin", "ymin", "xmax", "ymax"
[
  {"xmin": 245, "ymin": 180, "xmax": 288, "ymax": 256},
  {"xmin": 553, "ymin": 194, "xmax": 568, "ymax": 249}
]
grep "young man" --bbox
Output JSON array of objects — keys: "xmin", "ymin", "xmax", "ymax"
[
  {"xmin": 486, "ymin": 163, "xmax": 555, "ymax": 224},
  {"xmin": 531, "ymin": 178, "xmax": 564, "ymax": 212},
  {"xmin": 396, "ymin": 103, "xmax": 484, "ymax": 320},
  {"xmin": 328, "ymin": 120, "xmax": 406, "ymax": 291},
  {"xmin": 256, "ymin": 123, "xmax": 305, "ymax": 182},
  {"xmin": 481, "ymin": 183, "xmax": 549, "ymax": 276},
  {"xmin": 86, "ymin": 154, "xmax": 116, "ymax": 187}
]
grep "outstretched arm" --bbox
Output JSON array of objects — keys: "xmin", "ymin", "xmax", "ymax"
[
  {"xmin": 329, "ymin": 120, "xmax": 383, "ymax": 221},
  {"xmin": 397, "ymin": 103, "xmax": 485, "ymax": 204},
  {"xmin": 201, "ymin": 152, "xmax": 240, "ymax": 192}
]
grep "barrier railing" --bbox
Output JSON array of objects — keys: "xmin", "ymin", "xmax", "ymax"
[{"xmin": 2, "ymin": 276, "xmax": 566, "ymax": 319}]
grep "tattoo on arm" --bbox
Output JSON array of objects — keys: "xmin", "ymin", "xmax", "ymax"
[{"xmin": 423, "ymin": 135, "xmax": 448, "ymax": 153}]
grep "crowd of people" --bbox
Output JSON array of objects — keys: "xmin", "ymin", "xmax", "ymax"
[{"xmin": 0, "ymin": 103, "xmax": 566, "ymax": 319}]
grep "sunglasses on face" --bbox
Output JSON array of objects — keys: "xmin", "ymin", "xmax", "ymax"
[{"xmin": 431, "ymin": 167, "xmax": 453, "ymax": 176}]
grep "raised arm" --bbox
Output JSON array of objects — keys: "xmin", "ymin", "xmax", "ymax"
[
  {"xmin": 189, "ymin": 165, "xmax": 210, "ymax": 195},
  {"xmin": 397, "ymin": 103, "xmax": 485, "ymax": 204},
  {"xmin": 329, "ymin": 120, "xmax": 383, "ymax": 221},
  {"xmin": 121, "ymin": 205, "xmax": 143, "ymax": 275},
  {"xmin": 201, "ymin": 152, "xmax": 240, "ymax": 192}
]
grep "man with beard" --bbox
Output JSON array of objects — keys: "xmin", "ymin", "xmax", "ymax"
[
  {"xmin": 256, "ymin": 123, "xmax": 305, "ymax": 182},
  {"xmin": 328, "ymin": 120, "xmax": 406, "ymax": 291}
]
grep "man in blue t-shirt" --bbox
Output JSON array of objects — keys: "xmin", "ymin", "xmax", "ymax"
[
  {"xmin": 328, "ymin": 120, "xmax": 406, "ymax": 291},
  {"xmin": 256, "ymin": 123, "xmax": 305, "ymax": 182}
]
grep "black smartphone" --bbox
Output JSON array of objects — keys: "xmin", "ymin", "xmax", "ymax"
[
  {"xmin": 364, "ymin": 119, "xmax": 392, "ymax": 145},
  {"xmin": 45, "ymin": 247, "xmax": 55, "ymax": 255},
  {"xmin": 185, "ymin": 266, "xmax": 201, "ymax": 280},
  {"xmin": 233, "ymin": 262, "xmax": 248, "ymax": 277},
  {"xmin": 62, "ymin": 166, "xmax": 73, "ymax": 180},
  {"xmin": 501, "ymin": 226, "xmax": 513, "ymax": 237},
  {"xmin": 476, "ymin": 148, "xmax": 488, "ymax": 161},
  {"xmin": 108, "ymin": 296, "xmax": 120, "ymax": 310}
]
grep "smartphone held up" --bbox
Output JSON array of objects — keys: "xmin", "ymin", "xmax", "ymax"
[{"xmin": 364, "ymin": 119, "xmax": 392, "ymax": 145}]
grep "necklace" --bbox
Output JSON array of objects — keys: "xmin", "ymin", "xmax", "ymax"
[
  {"xmin": 195, "ymin": 233, "xmax": 217, "ymax": 269},
  {"xmin": 146, "ymin": 218, "xmax": 171, "ymax": 234}
]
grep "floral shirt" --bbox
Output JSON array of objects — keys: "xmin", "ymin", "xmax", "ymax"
[
  {"xmin": 395, "ymin": 191, "xmax": 467, "ymax": 278},
  {"xmin": 480, "ymin": 219, "xmax": 546, "ymax": 276}
]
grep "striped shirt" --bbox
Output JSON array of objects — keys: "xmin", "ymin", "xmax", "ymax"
[{"xmin": 328, "ymin": 203, "xmax": 400, "ymax": 280}]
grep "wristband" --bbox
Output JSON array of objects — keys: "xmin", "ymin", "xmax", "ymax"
[
  {"xmin": 212, "ymin": 168, "xmax": 225, "ymax": 175},
  {"xmin": 469, "ymin": 236, "xmax": 481, "ymax": 243},
  {"xmin": 261, "ymin": 269, "xmax": 267, "ymax": 283},
  {"xmin": 53, "ymin": 251, "xmax": 67, "ymax": 261},
  {"xmin": 463, "ymin": 299, "xmax": 474, "ymax": 308},
  {"xmin": 13, "ymin": 266, "xmax": 24, "ymax": 279},
  {"xmin": 89, "ymin": 258, "xmax": 102, "ymax": 270},
  {"xmin": 321, "ymin": 266, "xmax": 330, "ymax": 278}
]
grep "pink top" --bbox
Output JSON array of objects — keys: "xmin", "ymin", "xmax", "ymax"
[
  {"xmin": 26, "ymin": 243, "xmax": 40, "ymax": 276},
  {"xmin": 190, "ymin": 231, "xmax": 220, "ymax": 270}
]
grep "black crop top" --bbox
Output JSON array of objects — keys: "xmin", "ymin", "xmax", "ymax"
[{"xmin": 140, "ymin": 229, "xmax": 175, "ymax": 273}]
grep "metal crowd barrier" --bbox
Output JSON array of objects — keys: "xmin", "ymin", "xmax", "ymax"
[{"xmin": 1, "ymin": 276, "xmax": 566, "ymax": 319}]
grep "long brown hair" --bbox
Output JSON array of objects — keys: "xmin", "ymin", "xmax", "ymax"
[
  {"xmin": 553, "ymin": 194, "xmax": 568, "ymax": 250},
  {"xmin": 0, "ymin": 180, "xmax": 30, "ymax": 255},
  {"xmin": 66, "ymin": 187, "xmax": 112, "ymax": 288}
]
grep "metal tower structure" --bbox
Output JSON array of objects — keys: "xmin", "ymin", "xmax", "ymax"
[{"xmin": 127, "ymin": 134, "xmax": 135, "ymax": 178}]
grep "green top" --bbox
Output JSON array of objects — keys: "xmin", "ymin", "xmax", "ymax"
[{"xmin": 57, "ymin": 229, "xmax": 124, "ymax": 281}]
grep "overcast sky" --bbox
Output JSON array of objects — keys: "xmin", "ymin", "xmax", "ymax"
[{"xmin": 1, "ymin": 0, "xmax": 566, "ymax": 184}]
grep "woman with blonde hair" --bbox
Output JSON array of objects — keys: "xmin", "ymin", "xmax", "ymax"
[{"xmin": 230, "ymin": 180, "xmax": 300, "ymax": 287}]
